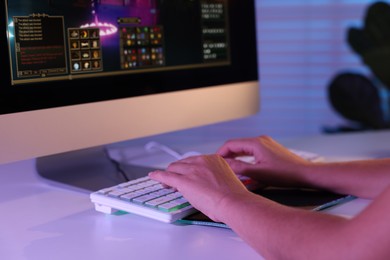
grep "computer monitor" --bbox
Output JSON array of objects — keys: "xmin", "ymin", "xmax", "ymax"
[{"xmin": 0, "ymin": 0, "xmax": 259, "ymax": 191}]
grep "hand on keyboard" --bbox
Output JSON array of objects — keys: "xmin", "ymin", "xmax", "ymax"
[
  {"xmin": 236, "ymin": 148, "xmax": 324, "ymax": 164},
  {"xmin": 91, "ymin": 140, "xmax": 324, "ymax": 223}
]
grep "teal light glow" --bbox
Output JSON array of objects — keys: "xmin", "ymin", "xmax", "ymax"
[{"xmin": 8, "ymin": 21, "xmax": 14, "ymax": 38}]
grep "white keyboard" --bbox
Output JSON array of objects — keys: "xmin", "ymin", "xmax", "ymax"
[
  {"xmin": 90, "ymin": 176, "xmax": 197, "ymax": 223},
  {"xmin": 90, "ymin": 148, "xmax": 324, "ymax": 223}
]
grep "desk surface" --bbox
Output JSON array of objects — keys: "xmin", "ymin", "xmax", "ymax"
[{"xmin": 2, "ymin": 129, "xmax": 389, "ymax": 260}]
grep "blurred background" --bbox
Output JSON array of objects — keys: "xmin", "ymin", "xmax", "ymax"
[
  {"xmin": 251, "ymin": 0, "xmax": 390, "ymax": 139},
  {"xmin": 250, "ymin": 0, "xmax": 383, "ymax": 138}
]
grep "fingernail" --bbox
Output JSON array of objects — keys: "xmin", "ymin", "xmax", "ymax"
[{"xmin": 148, "ymin": 171, "xmax": 157, "ymax": 176}]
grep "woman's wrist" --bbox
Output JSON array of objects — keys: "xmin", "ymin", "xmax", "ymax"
[
  {"xmin": 215, "ymin": 190, "xmax": 254, "ymax": 224},
  {"xmin": 297, "ymin": 161, "xmax": 327, "ymax": 189}
]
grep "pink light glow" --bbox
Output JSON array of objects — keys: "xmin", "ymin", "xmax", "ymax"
[
  {"xmin": 81, "ymin": 1, "xmax": 118, "ymax": 37},
  {"xmin": 80, "ymin": 22, "xmax": 118, "ymax": 36}
]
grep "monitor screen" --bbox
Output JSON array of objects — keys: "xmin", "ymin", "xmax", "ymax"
[
  {"xmin": 2, "ymin": 0, "xmax": 256, "ymax": 114},
  {"xmin": 8, "ymin": 0, "xmax": 230, "ymax": 86},
  {"xmin": 0, "ymin": 0, "xmax": 259, "ymax": 190}
]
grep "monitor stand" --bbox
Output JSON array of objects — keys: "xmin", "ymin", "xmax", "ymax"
[{"xmin": 35, "ymin": 146, "xmax": 157, "ymax": 193}]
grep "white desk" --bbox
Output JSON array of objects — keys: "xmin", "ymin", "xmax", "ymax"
[{"xmin": 2, "ymin": 129, "xmax": 389, "ymax": 260}]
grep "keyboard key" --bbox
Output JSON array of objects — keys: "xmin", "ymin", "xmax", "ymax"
[{"xmin": 158, "ymin": 198, "xmax": 190, "ymax": 212}]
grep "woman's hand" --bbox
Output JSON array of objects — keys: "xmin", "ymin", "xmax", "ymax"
[
  {"xmin": 149, "ymin": 154, "xmax": 251, "ymax": 222},
  {"xmin": 217, "ymin": 135, "xmax": 312, "ymax": 187}
]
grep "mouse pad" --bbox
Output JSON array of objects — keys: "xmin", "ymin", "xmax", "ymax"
[{"xmin": 178, "ymin": 187, "xmax": 354, "ymax": 228}]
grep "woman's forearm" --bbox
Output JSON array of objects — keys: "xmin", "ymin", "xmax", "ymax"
[
  {"xmin": 219, "ymin": 193, "xmax": 349, "ymax": 260},
  {"xmin": 219, "ymin": 187, "xmax": 390, "ymax": 260},
  {"xmin": 301, "ymin": 159, "xmax": 390, "ymax": 198}
]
